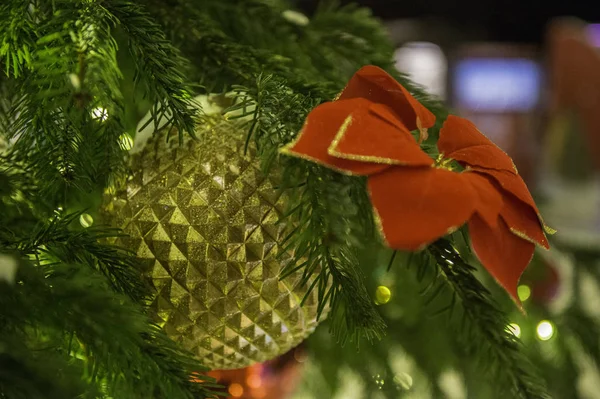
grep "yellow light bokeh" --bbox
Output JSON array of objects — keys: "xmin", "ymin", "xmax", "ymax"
[
  {"xmin": 79, "ymin": 213, "xmax": 94, "ymax": 228},
  {"xmin": 536, "ymin": 320, "xmax": 554, "ymax": 341},
  {"xmin": 119, "ymin": 133, "xmax": 134, "ymax": 151},
  {"xmin": 375, "ymin": 285, "xmax": 392, "ymax": 305},
  {"xmin": 91, "ymin": 107, "xmax": 108, "ymax": 121},
  {"xmin": 507, "ymin": 323, "xmax": 521, "ymax": 338},
  {"xmin": 517, "ymin": 285, "xmax": 531, "ymax": 302}
]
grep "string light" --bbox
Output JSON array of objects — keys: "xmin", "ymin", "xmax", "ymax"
[
  {"xmin": 91, "ymin": 107, "xmax": 108, "ymax": 121},
  {"xmin": 79, "ymin": 213, "xmax": 94, "ymax": 228},
  {"xmin": 375, "ymin": 285, "xmax": 392, "ymax": 305},
  {"xmin": 118, "ymin": 133, "xmax": 133, "ymax": 151},
  {"xmin": 536, "ymin": 320, "xmax": 554, "ymax": 341},
  {"xmin": 228, "ymin": 383, "xmax": 244, "ymax": 397},
  {"xmin": 507, "ymin": 323, "xmax": 521, "ymax": 338},
  {"xmin": 373, "ymin": 374, "xmax": 385, "ymax": 390},
  {"xmin": 246, "ymin": 373, "xmax": 262, "ymax": 389},
  {"xmin": 517, "ymin": 285, "xmax": 531, "ymax": 302}
]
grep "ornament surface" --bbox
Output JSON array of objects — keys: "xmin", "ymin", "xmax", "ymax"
[{"xmin": 106, "ymin": 119, "xmax": 322, "ymax": 369}]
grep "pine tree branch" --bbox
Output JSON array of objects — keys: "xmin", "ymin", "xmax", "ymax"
[
  {"xmin": 0, "ymin": 334, "xmax": 92, "ymax": 399},
  {"xmin": 0, "ymin": 259, "xmax": 220, "ymax": 399},
  {"xmin": 428, "ymin": 239, "xmax": 550, "ymax": 399},
  {"xmin": 5, "ymin": 0, "xmax": 129, "ymax": 207},
  {"xmin": 280, "ymin": 164, "xmax": 386, "ymax": 344},
  {"xmin": 0, "ymin": 211, "xmax": 149, "ymax": 302},
  {"xmin": 106, "ymin": 0, "xmax": 199, "ymax": 143},
  {"xmin": 0, "ymin": 1, "xmax": 36, "ymax": 78}
]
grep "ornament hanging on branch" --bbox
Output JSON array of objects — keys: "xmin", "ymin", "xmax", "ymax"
[
  {"xmin": 281, "ymin": 65, "xmax": 555, "ymax": 306},
  {"xmin": 104, "ymin": 106, "xmax": 323, "ymax": 370}
]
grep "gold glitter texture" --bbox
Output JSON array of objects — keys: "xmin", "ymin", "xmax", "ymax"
[{"xmin": 106, "ymin": 120, "xmax": 322, "ymax": 370}]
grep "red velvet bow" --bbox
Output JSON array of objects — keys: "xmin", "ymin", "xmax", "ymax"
[{"xmin": 280, "ymin": 65, "xmax": 552, "ymax": 305}]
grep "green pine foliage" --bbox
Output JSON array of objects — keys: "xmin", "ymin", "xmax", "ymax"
[{"xmin": 1, "ymin": 0, "xmax": 599, "ymax": 398}]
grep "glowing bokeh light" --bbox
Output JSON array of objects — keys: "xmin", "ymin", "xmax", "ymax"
[
  {"xmin": 517, "ymin": 285, "xmax": 531, "ymax": 302},
  {"xmin": 536, "ymin": 320, "xmax": 555, "ymax": 341},
  {"xmin": 79, "ymin": 213, "xmax": 94, "ymax": 228},
  {"xmin": 246, "ymin": 373, "xmax": 261, "ymax": 389},
  {"xmin": 119, "ymin": 133, "xmax": 134, "ymax": 151},
  {"xmin": 507, "ymin": 323, "xmax": 521, "ymax": 338},
  {"xmin": 375, "ymin": 285, "xmax": 392, "ymax": 305},
  {"xmin": 228, "ymin": 383, "xmax": 244, "ymax": 397},
  {"xmin": 91, "ymin": 107, "xmax": 108, "ymax": 121},
  {"xmin": 395, "ymin": 42, "xmax": 447, "ymax": 99}
]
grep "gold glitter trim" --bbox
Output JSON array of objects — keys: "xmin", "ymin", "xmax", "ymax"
[
  {"xmin": 278, "ymin": 119, "xmax": 309, "ymax": 156},
  {"xmin": 367, "ymin": 184, "xmax": 392, "ymax": 248},
  {"xmin": 533, "ymin": 211, "xmax": 556, "ymax": 236},
  {"xmin": 542, "ymin": 224, "xmax": 557, "ymax": 235},
  {"xmin": 509, "ymin": 227, "xmax": 549, "ymax": 250},
  {"xmin": 327, "ymin": 114, "xmax": 420, "ymax": 166},
  {"xmin": 279, "ymin": 121, "xmax": 365, "ymax": 176}
]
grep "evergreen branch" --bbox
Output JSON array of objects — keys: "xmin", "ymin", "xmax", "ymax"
[
  {"xmin": 0, "ymin": 154, "xmax": 39, "ymax": 212},
  {"xmin": 139, "ymin": 0, "xmax": 333, "ymax": 96},
  {"xmin": 0, "ymin": 259, "xmax": 220, "ymax": 399},
  {"xmin": 0, "ymin": 334, "xmax": 92, "ymax": 399},
  {"xmin": 6, "ymin": 0, "xmax": 129, "ymax": 206},
  {"xmin": 0, "ymin": 211, "xmax": 150, "ymax": 302},
  {"xmin": 558, "ymin": 305, "xmax": 600, "ymax": 365},
  {"xmin": 280, "ymin": 164, "xmax": 386, "ymax": 344},
  {"xmin": 106, "ymin": 0, "xmax": 199, "ymax": 142},
  {"xmin": 0, "ymin": 1, "xmax": 36, "ymax": 78},
  {"xmin": 427, "ymin": 239, "xmax": 550, "ymax": 399}
]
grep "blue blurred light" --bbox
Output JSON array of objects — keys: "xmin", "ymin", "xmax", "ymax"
[
  {"xmin": 454, "ymin": 58, "xmax": 542, "ymax": 112},
  {"xmin": 588, "ymin": 24, "xmax": 600, "ymax": 48}
]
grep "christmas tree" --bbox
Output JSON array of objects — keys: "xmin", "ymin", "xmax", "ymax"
[{"xmin": 1, "ymin": 1, "xmax": 599, "ymax": 398}]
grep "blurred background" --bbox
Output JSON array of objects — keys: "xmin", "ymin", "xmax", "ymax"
[{"xmin": 209, "ymin": 1, "xmax": 600, "ymax": 398}]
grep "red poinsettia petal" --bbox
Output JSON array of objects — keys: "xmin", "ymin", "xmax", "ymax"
[
  {"xmin": 337, "ymin": 65, "xmax": 436, "ymax": 132},
  {"xmin": 329, "ymin": 103, "xmax": 434, "ymax": 166},
  {"xmin": 438, "ymin": 115, "xmax": 517, "ymax": 174},
  {"xmin": 472, "ymin": 167, "xmax": 538, "ymax": 214},
  {"xmin": 469, "ymin": 214, "xmax": 535, "ymax": 307},
  {"xmin": 473, "ymin": 168, "xmax": 551, "ymax": 248},
  {"xmin": 463, "ymin": 172, "xmax": 503, "ymax": 227},
  {"xmin": 500, "ymin": 192, "xmax": 550, "ymax": 249},
  {"xmin": 368, "ymin": 167, "xmax": 478, "ymax": 250},
  {"xmin": 280, "ymin": 99, "xmax": 389, "ymax": 176}
]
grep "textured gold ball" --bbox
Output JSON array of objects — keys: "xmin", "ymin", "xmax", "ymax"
[{"xmin": 105, "ymin": 118, "xmax": 323, "ymax": 370}]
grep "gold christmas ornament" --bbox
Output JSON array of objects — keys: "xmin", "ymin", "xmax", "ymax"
[{"xmin": 105, "ymin": 116, "xmax": 323, "ymax": 370}]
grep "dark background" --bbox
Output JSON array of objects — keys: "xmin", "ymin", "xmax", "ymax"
[{"xmin": 296, "ymin": 0, "xmax": 600, "ymax": 43}]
